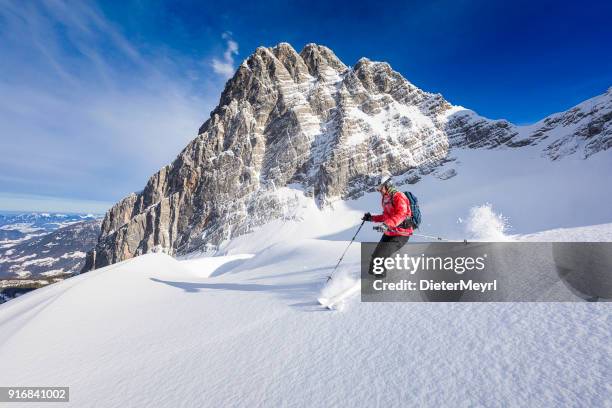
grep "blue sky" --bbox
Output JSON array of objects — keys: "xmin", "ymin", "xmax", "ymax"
[{"xmin": 1, "ymin": 0, "xmax": 611, "ymax": 213}]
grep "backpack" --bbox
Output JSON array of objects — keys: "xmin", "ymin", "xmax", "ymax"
[{"xmin": 394, "ymin": 191, "xmax": 421, "ymax": 229}]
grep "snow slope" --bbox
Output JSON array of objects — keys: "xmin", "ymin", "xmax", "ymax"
[
  {"xmin": 1, "ymin": 226, "xmax": 611, "ymax": 407},
  {"xmin": 404, "ymin": 146, "xmax": 612, "ymax": 239},
  {"xmin": 1, "ymin": 147, "xmax": 611, "ymax": 407}
]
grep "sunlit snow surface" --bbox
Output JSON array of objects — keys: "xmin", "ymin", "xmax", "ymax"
[
  {"xmin": 0, "ymin": 239, "xmax": 609, "ymax": 407},
  {"xmin": 1, "ymin": 147, "xmax": 611, "ymax": 407}
]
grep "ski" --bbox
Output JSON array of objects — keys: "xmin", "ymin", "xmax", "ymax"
[{"xmin": 318, "ymin": 281, "xmax": 361, "ymax": 310}]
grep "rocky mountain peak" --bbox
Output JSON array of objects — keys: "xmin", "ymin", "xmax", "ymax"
[
  {"xmin": 299, "ymin": 43, "xmax": 347, "ymax": 77},
  {"xmin": 85, "ymin": 43, "xmax": 612, "ymax": 272}
]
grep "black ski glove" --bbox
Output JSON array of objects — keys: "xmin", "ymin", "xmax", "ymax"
[{"xmin": 362, "ymin": 212, "xmax": 372, "ymax": 222}]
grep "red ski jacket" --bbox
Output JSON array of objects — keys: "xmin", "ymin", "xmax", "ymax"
[{"xmin": 371, "ymin": 190, "xmax": 413, "ymax": 237}]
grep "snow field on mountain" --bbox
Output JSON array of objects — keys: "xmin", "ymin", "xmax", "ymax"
[
  {"xmin": 220, "ymin": 145, "xmax": 612, "ymax": 250},
  {"xmin": 398, "ymin": 146, "xmax": 612, "ymax": 240}
]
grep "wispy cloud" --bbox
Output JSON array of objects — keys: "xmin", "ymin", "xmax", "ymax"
[
  {"xmin": 0, "ymin": 1, "xmax": 231, "ymax": 212},
  {"xmin": 211, "ymin": 32, "xmax": 239, "ymax": 79}
]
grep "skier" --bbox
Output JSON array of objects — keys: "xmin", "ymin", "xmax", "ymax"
[{"xmin": 362, "ymin": 177, "xmax": 413, "ymax": 278}]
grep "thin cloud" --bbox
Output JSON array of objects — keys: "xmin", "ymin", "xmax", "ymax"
[{"xmin": 211, "ymin": 32, "xmax": 239, "ymax": 79}]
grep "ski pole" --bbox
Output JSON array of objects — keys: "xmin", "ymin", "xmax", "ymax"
[
  {"xmin": 412, "ymin": 232, "xmax": 468, "ymax": 244},
  {"xmin": 412, "ymin": 232, "xmax": 450, "ymax": 241},
  {"xmin": 373, "ymin": 224, "xmax": 466, "ymax": 244},
  {"xmin": 373, "ymin": 224, "xmax": 460, "ymax": 243},
  {"xmin": 326, "ymin": 220, "xmax": 365, "ymax": 282}
]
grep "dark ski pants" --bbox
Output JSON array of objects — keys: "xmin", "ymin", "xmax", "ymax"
[{"xmin": 368, "ymin": 234, "xmax": 410, "ymax": 278}]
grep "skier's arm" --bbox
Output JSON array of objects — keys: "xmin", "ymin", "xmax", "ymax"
[
  {"xmin": 371, "ymin": 213, "xmax": 384, "ymax": 222},
  {"xmin": 383, "ymin": 193, "xmax": 409, "ymax": 227}
]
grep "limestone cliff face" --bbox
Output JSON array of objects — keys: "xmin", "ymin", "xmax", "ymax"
[{"xmin": 84, "ymin": 43, "xmax": 612, "ymax": 270}]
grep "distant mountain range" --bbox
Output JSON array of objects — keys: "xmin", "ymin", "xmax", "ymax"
[
  {"xmin": 0, "ymin": 212, "xmax": 98, "ymax": 246},
  {"xmin": 0, "ymin": 213, "xmax": 102, "ymax": 303}
]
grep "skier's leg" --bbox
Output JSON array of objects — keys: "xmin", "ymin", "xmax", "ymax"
[
  {"xmin": 389, "ymin": 235, "xmax": 410, "ymax": 253},
  {"xmin": 368, "ymin": 235, "xmax": 410, "ymax": 278},
  {"xmin": 383, "ymin": 235, "xmax": 410, "ymax": 276},
  {"xmin": 368, "ymin": 235, "xmax": 392, "ymax": 277}
]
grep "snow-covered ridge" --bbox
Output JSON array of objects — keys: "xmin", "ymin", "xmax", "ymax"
[{"xmin": 513, "ymin": 87, "xmax": 612, "ymax": 158}]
